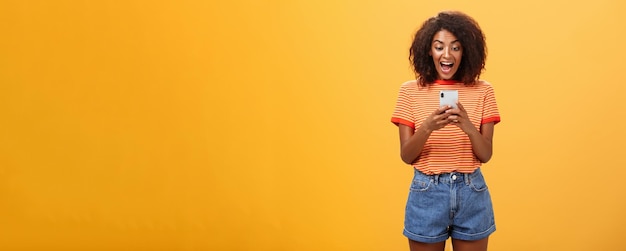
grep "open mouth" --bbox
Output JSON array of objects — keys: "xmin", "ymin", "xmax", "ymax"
[{"xmin": 440, "ymin": 62, "xmax": 454, "ymax": 73}]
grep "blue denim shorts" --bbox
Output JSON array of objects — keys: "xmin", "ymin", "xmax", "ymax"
[{"xmin": 403, "ymin": 168, "xmax": 496, "ymax": 243}]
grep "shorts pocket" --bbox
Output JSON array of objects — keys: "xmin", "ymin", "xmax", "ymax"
[
  {"xmin": 409, "ymin": 174, "xmax": 433, "ymax": 192},
  {"xmin": 469, "ymin": 172, "xmax": 488, "ymax": 192}
]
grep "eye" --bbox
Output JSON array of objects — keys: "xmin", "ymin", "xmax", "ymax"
[
  {"xmin": 435, "ymin": 47, "xmax": 443, "ymax": 51},
  {"xmin": 452, "ymin": 46, "xmax": 461, "ymax": 51}
]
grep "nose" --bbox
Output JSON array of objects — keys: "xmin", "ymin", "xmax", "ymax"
[{"xmin": 443, "ymin": 48, "xmax": 451, "ymax": 58}]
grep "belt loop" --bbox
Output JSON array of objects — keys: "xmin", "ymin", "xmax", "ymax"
[
  {"xmin": 433, "ymin": 174, "xmax": 439, "ymax": 185},
  {"xmin": 464, "ymin": 173, "xmax": 470, "ymax": 185}
]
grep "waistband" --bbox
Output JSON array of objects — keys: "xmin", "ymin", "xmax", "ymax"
[{"xmin": 414, "ymin": 168, "xmax": 482, "ymax": 185}]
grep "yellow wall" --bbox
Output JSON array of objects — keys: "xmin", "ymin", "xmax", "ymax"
[{"xmin": 1, "ymin": 0, "xmax": 625, "ymax": 250}]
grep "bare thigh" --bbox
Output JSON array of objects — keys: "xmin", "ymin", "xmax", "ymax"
[
  {"xmin": 451, "ymin": 237, "xmax": 488, "ymax": 251},
  {"xmin": 408, "ymin": 239, "xmax": 445, "ymax": 251}
]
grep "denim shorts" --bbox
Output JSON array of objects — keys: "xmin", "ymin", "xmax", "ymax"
[{"xmin": 403, "ymin": 168, "xmax": 496, "ymax": 243}]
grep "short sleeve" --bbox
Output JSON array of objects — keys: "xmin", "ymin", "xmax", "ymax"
[
  {"xmin": 391, "ymin": 84, "xmax": 415, "ymax": 128},
  {"xmin": 481, "ymin": 84, "xmax": 501, "ymax": 125}
]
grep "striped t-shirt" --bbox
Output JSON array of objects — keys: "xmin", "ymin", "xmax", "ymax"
[{"xmin": 391, "ymin": 79, "xmax": 501, "ymax": 174}]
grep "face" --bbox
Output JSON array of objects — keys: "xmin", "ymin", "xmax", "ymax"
[{"xmin": 430, "ymin": 29, "xmax": 462, "ymax": 80}]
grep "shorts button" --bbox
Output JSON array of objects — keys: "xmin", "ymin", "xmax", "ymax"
[{"xmin": 452, "ymin": 174, "xmax": 457, "ymax": 180}]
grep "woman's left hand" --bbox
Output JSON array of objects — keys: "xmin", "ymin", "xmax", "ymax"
[{"xmin": 445, "ymin": 102, "xmax": 474, "ymax": 134}]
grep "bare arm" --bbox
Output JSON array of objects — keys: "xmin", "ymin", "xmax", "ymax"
[
  {"xmin": 398, "ymin": 106, "xmax": 452, "ymax": 164},
  {"xmin": 447, "ymin": 102, "xmax": 495, "ymax": 163},
  {"xmin": 398, "ymin": 124, "xmax": 431, "ymax": 164},
  {"xmin": 463, "ymin": 122, "xmax": 494, "ymax": 163}
]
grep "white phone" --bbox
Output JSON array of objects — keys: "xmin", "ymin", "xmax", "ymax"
[{"xmin": 439, "ymin": 90, "xmax": 458, "ymax": 109}]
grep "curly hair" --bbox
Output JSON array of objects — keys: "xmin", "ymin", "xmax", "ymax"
[{"xmin": 409, "ymin": 11, "xmax": 487, "ymax": 86}]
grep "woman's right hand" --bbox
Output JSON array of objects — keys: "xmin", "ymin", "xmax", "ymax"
[{"xmin": 420, "ymin": 106, "xmax": 453, "ymax": 132}]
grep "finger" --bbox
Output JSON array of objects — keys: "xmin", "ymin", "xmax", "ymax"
[
  {"xmin": 457, "ymin": 102, "xmax": 466, "ymax": 112},
  {"xmin": 444, "ymin": 109, "xmax": 464, "ymax": 119},
  {"xmin": 437, "ymin": 120, "xmax": 451, "ymax": 127},
  {"xmin": 434, "ymin": 105, "xmax": 450, "ymax": 115},
  {"xmin": 448, "ymin": 117, "xmax": 460, "ymax": 125},
  {"xmin": 432, "ymin": 109, "xmax": 451, "ymax": 121},
  {"xmin": 438, "ymin": 111, "xmax": 453, "ymax": 121},
  {"xmin": 436, "ymin": 115, "xmax": 452, "ymax": 123},
  {"xmin": 446, "ymin": 108, "xmax": 460, "ymax": 115}
]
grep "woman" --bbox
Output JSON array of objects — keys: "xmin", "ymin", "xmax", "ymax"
[{"xmin": 391, "ymin": 11, "xmax": 501, "ymax": 251}]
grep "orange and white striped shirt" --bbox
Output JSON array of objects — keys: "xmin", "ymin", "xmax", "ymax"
[{"xmin": 391, "ymin": 79, "xmax": 501, "ymax": 174}]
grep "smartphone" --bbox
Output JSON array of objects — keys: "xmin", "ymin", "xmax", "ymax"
[{"xmin": 439, "ymin": 90, "xmax": 458, "ymax": 109}]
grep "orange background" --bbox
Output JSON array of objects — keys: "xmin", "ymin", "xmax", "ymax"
[{"xmin": 1, "ymin": 1, "xmax": 625, "ymax": 250}]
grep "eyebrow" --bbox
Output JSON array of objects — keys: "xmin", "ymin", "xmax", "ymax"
[{"xmin": 433, "ymin": 39, "xmax": 460, "ymax": 44}]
